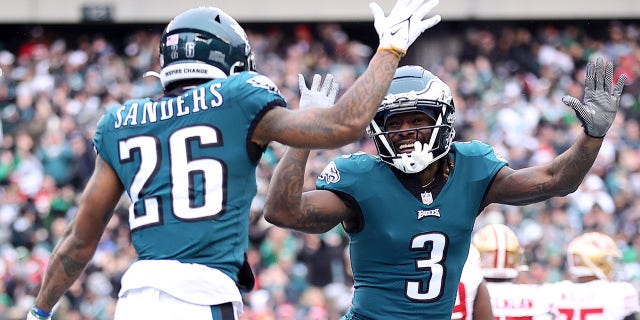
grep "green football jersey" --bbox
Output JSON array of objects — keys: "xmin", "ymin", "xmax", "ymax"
[
  {"xmin": 93, "ymin": 71, "xmax": 285, "ymax": 281},
  {"xmin": 318, "ymin": 140, "xmax": 507, "ymax": 319}
]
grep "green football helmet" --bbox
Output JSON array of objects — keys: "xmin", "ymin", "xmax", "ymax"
[{"xmin": 158, "ymin": 7, "xmax": 256, "ymax": 89}]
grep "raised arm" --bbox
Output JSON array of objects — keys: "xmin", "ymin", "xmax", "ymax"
[
  {"xmin": 483, "ymin": 58, "xmax": 626, "ymax": 207},
  {"xmin": 30, "ymin": 155, "xmax": 124, "ymax": 317},
  {"xmin": 252, "ymin": 0, "xmax": 442, "ymax": 149},
  {"xmin": 264, "ymin": 148, "xmax": 353, "ymax": 233},
  {"xmin": 264, "ymin": 72, "xmax": 356, "ymax": 233}
]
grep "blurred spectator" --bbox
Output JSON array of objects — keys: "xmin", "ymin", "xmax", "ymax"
[{"xmin": 0, "ymin": 19, "xmax": 639, "ymax": 318}]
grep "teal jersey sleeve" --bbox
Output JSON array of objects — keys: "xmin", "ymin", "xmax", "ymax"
[
  {"xmin": 231, "ymin": 71, "xmax": 288, "ymax": 110},
  {"xmin": 316, "ymin": 152, "xmax": 378, "ymax": 195}
]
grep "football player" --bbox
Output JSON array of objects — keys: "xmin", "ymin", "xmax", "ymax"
[
  {"xmin": 264, "ymin": 58, "xmax": 626, "ymax": 319},
  {"xmin": 26, "ymin": 1, "xmax": 443, "ymax": 320},
  {"xmin": 473, "ymin": 224, "xmax": 554, "ymax": 319},
  {"xmin": 452, "ymin": 245, "xmax": 494, "ymax": 320},
  {"xmin": 544, "ymin": 232, "xmax": 640, "ymax": 319}
]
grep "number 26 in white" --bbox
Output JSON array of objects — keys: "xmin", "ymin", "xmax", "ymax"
[{"xmin": 118, "ymin": 126, "xmax": 225, "ymax": 230}]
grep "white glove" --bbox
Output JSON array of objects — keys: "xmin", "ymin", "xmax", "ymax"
[
  {"xmin": 298, "ymin": 73, "xmax": 339, "ymax": 109},
  {"xmin": 399, "ymin": 141, "xmax": 434, "ymax": 173},
  {"xmin": 369, "ymin": 0, "xmax": 442, "ymax": 58}
]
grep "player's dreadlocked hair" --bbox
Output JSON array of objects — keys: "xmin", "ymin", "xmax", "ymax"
[{"xmin": 442, "ymin": 154, "xmax": 455, "ymax": 180}]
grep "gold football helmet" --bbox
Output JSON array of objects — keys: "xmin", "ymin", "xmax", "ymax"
[
  {"xmin": 472, "ymin": 223, "xmax": 524, "ymax": 279},
  {"xmin": 567, "ymin": 232, "xmax": 621, "ymax": 280}
]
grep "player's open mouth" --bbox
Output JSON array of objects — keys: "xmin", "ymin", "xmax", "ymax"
[{"xmin": 397, "ymin": 142, "xmax": 416, "ymax": 153}]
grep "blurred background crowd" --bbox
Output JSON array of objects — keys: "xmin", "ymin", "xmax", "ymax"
[{"xmin": 0, "ymin": 18, "xmax": 639, "ymax": 320}]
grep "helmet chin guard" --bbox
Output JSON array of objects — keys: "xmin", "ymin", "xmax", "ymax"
[{"xmin": 393, "ymin": 150, "xmax": 434, "ymax": 173}]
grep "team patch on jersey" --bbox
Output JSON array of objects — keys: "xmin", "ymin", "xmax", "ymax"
[
  {"xmin": 247, "ymin": 75, "xmax": 281, "ymax": 95},
  {"xmin": 318, "ymin": 161, "xmax": 340, "ymax": 184},
  {"xmin": 417, "ymin": 208, "xmax": 440, "ymax": 220}
]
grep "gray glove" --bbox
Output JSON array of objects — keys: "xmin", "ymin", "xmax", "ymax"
[
  {"xmin": 562, "ymin": 57, "xmax": 626, "ymax": 138},
  {"xmin": 298, "ymin": 73, "xmax": 339, "ymax": 109}
]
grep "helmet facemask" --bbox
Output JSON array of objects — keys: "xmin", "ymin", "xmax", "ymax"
[{"xmin": 366, "ymin": 71, "xmax": 456, "ymax": 174}]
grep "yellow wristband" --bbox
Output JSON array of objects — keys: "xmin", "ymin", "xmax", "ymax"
[{"xmin": 377, "ymin": 46, "xmax": 406, "ymax": 59}]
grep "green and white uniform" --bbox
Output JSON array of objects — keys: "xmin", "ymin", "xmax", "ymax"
[
  {"xmin": 317, "ymin": 141, "xmax": 507, "ymax": 319},
  {"xmin": 94, "ymin": 71, "xmax": 285, "ymax": 309}
]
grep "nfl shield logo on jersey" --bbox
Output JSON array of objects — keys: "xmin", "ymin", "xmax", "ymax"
[{"xmin": 421, "ymin": 191, "xmax": 433, "ymax": 205}]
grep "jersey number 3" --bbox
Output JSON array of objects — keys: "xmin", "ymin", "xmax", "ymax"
[
  {"xmin": 119, "ymin": 126, "xmax": 225, "ymax": 230},
  {"xmin": 407, "ymin": 232, "xmax": 447, "ymax": 302}
]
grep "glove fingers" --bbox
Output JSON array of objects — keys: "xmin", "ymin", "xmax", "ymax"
[
  {"xmin": 416, "ymin": 15, "xmax": 442, "ymax": 31},
  {"xmin": 585, "ymin": 60, "xmax": 596, "ymax": 94},
  {"xmin": 414, "ymin": 0, "xmax": 439, "ymax": 18},
  {"xmin": 594, "ymin": 57, "xmax": 604, "ymax": 91},
  {"xmin": 310, "ymin": 74, "xmax": 322, "ymax": 92},
  {"xmin": 604, "ymin": 60, "xmax": 614, "ymax": 93},
  {"xmin": 329, "ymin": 82, "xmax": 339, "ymax": 102},
  {"xmin": 298, "ymin": 74, "xmax": 307, "ymax": 93},
  {"xmin": 613, "ymin": 74, "xmax": 627, "ymax": 98},
  {"xmin": 369, "ymin": 2, "xmax": 385, "ymax": 22},
  {"xmin": 321, "ymin": 74, "xmax": 334, "ymax": 95},
  {"xmin": 405, "ymin": 0, "xmax": 427, "ymax": 13},
  {"xmin": 562, "ymin": 95, "xmax": 584, "ymax": 113}
]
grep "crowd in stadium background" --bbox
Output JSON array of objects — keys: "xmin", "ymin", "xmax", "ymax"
[{"xmin": 0, "ymin": 17, "xmax": 639, "ymax": 319}]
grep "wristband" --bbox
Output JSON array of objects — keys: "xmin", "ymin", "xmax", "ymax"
[
  {"xmin": 377, "ymin": 46, "xmax": 405, "ymax": 59},
  {"xmin": 30, "ymin": 305, "xmax": 52, "ymax": 319}
]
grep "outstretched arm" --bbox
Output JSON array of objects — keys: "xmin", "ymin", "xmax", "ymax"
[
  {"xmin": 31, "ymin": 155, "xmax": 124, "ymax": 317},
  {"xmin": 252, "ymin": 0, "xmax": 442, "ymax": 149},
  {"xmin": 483, "ymin": 58, "xmax": 626, "ymax": 207},
  {"xmin": 264, "ymin": 73, "xmax": 354, "ymax": 233},
  {"xmin": 254, "ymin": 51, "xmax": 398, "ymax": 148}
]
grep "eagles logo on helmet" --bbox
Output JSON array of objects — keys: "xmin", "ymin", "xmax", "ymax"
[
  {"xmin": 366, "ymin": 65, "xmax": 456, "ymax": 174},
  {"xmin": 567, "ymin": 232, "xmax": 621, "ymax": 280},
  {"xmin": 472, "ymin": 223, "xmax": 525, "ymax": 280}
]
